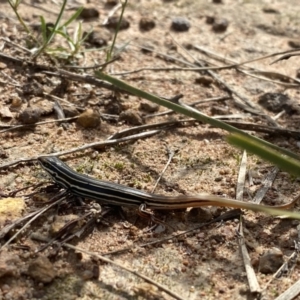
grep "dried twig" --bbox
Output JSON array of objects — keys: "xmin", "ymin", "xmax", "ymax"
[
  {"xmin": 236, "ymin": 151, "xmax": 247, "ymax": 201},
  {"xmin": 237, "ymin": 221, "xmax": 261, "ymax": 294},
  {"xmin": 151, "ymin": 145, "xmax": 176, "ymax": 193},
  {"xmin": 252, "ymin": 167, "xmax": 279, "ymax": 205},
  {"xmin": 274, "ymin": 280, "xmax": 300, "ymax": 300},
  {"xmin": 235, "ymin": 151, "xmax": 261, "ymax": 294}
]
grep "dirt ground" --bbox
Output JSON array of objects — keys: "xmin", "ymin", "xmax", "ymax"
[{"xmin": 1, "ymin": 0, "xmax": 300, "ymax": 299}]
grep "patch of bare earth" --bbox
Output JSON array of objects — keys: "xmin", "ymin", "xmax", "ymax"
[{"xmin": 1, "ymin": 0, "xmax": 300, "ymax": 299}]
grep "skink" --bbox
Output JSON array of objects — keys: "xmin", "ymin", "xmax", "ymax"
[{"xmin": 38, "ymin": 156, "xmax": 298, "ymax": 212}]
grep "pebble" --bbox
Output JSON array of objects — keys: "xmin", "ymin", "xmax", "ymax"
[
  {"xmin": 288, "ymin": 40, "xmax": 300, "ymax": 49},
  {"xmin": 85, "ymin": 29, "xmax": 111, "ymax": 47},
  {"xmin": 139, "ymin": 17, "xmax": 156, "ymax": 31},
  {"xmin": 119, "ymin": 110, "xmax": 143, "ymax": 125},
  {"xmin": 62, "ymin": 105, "xmax": 79, "ymax": 117},
  {"xmin": 139, "ymin": 101, "xmax": 159, "ymax": 113},
  {"xmin": 81, "ymin": 270, "xmax": 94, "ymax": 280},
  {"xmin": 76, "ymin": 109, "xmax": 101, "ymax": 128},
  {"xmin": 212, "ymin": 18, "xmax": 229, "ymax": 33},
  {"xmin": 105, "ymin": 16, "xmax": 130, "ymax": 30},
  {"xmin": 194, "ymin": 76, "xmax": 214, "ymax": 86},
  {"xmin": 18, "ymin": 107, "xmax": 41, "ymax": 124},
  {"xmin": 79, "ymin": 7, "xmax": 99, "ymax": 19},
  {"xmin": 106, "ymin": 0, "xmax": 118, "ymax": 5},
  {"xmin": 258, "ymin": 92, "xmax": 298, "ymax": 114},
  {"xmin": 258, "ymin": 247, "xmax": 284, "ymax": 274},
  {"xmin": 171, "ymin": 17, "xmax": 190, "ymax": 32},
  {"xmin": 27, "ymin": 256, "xmax": 56, "ymax": 283},
  {"xmin": 206, "ymin": 15, "xmax": 215, "ymax": 25},
  {"xmin": 10, "ymin": 94, "xmax": 23, "ymax": 108},
  {"xmin": 22, "ymin": 82, "xmax": 44, "ymax": 97},
  {"xmin": 0, "ymin": 62, "xmax": 7, "ymax": 69},
  {"xmin": 262, "ymin": 7, "xmax": 280, "ymax": 14}
]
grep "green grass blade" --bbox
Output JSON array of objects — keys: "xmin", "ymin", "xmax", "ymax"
[
  {"xmin": 61, "ymin": 6, "xmax": 84, "ymax": 28},
  {"xmin": 228, "ymin": 133, "xmax": 300, "ymax": 177},
  {"xmin": 39, "ymin": 16, "xmax": 48, "ymax": 42},
  {"xmin": 106, "ymin": 0, "xmax": 128, "ymax": 62},
  {"xmin": 95, "ymin": 71, "xmax": 300, "ymax": 162},
  {"xmin": 32, "ymin": 0, "xmax": 67, "ymax": 58}
]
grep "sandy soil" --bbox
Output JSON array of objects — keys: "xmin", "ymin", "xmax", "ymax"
[{"xmin": 1, "ymin": 0, "xmax": 300, "ymax": 299}]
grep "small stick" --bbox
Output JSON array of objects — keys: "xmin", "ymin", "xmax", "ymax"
[
  {"xmin": 237, "ymin": 221, "xmax": 261, "ymax": 294},
  {"xmin": 151, "ymin": 146, "xmax": 176, "ymax": 193}
]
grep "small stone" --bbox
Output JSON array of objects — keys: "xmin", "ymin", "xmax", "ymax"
[
  {"xmin": 18, "ymin": 107, "xmax": 41, "ymax": 124},
  {"xmin": 22, "ymin": 82, "xmax": 44, "ymax": 97},
  {"xmin": 171, "ymin": 17, "xmax": 190, "ymax": 32},
  {"xmin": 79, "ymin": 7, "xmax": 99, "ymax": 19},
  {"xmin": 288, "ymin": 40, "xmax": 300, "ymax": 49},
  {"xmin": 50, "ymin": 78, "xmax": 71, "ymax": 97},
  {"xmin": 105, "ymin": 100, "xmax": 123, "ymax": 114},
  {"xmin": 85, "ymin": 29, "xmax": 111, "ymax": 47},
  {"xmin": 105, "ymin": 0, "xmax": 118, "ymax": 4},
  {"xmin": 27, "ymin": 256, "xmax": 55, "ymax": 283},
  {"xmin": 206, "ymin": 15, "xmax": 215, "ymax": 24},
  {"xmin": 10, "ymin": 95, "xmax": 23, "ymax": 108},
  {"xmin": 262, "ymin": 7, "xmax": 280, "ymax": 14},
  {"xmin": 212, "ymin": 19, "xmax": 229, "ymax": 33},
  {"xmin": 81, "ymin": 270, "xmax": 94, "ymax": 280},
  {"xmin": 105, "ymin": 16, "xmax": 130, "ymax": 30},
  {"xmin": 215, "ymin": 176, "xmax": 223, "ymax": 182},
  {"xmin": 0, "ymin": 62, "xmax": 7, "ymax": 69},
  {"xmin": 139, "ymin": 101, "xmax": 159, "ymax": 113},
  {"xmin": 259, "ymin": 248, "xmax": 283, "ymax": 274},
  {"xmin": 258, "ymin": 92, "xmax": 298, "ymax": 114},
  {"xmin": 195, "ymin": 76, "xmax": 214, "ymax": 86},
  {"xmin": 62, "ymin": 105, "xmax": 79, "ymax": 117},
  {"xmin": 119, "ymin": 110, "xmax": 143, "ymax": 125},
  {"xmin": 139, "ymin": 17, "xmax": 155, "ymax": 31},
  {"xmin": 77, "ymin": 109, "xmax": 101, "ymax": 128}
]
